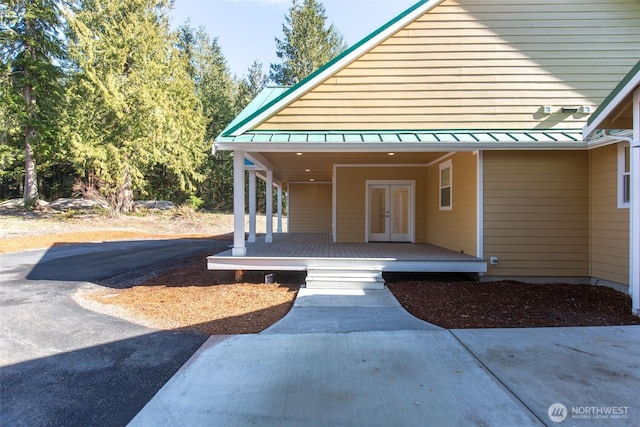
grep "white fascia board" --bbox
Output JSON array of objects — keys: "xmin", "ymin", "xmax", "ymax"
[
  {"xmin": 217, "ymin": 141, "xmax": 587, "ymax": 153},
  {"xmin": 585, "ymin": 130, "xmax": 634, "ymax": 149},
  {"xmin": 230, "ymin": 0, "xmax": 444, "ymax": 137},
  {"xmin": 583, "ymin": 74, "xmax": 640, "ymax": 140}
]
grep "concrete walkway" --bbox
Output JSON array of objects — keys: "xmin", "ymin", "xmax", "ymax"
[{"xmin": 130, "ymin": 288, "xmax": 640, "ymax": 427}]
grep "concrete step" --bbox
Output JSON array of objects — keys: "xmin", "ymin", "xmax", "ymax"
[{"xmin": 305, "ymin": 267, "xmax": 385, "ymax": 290}]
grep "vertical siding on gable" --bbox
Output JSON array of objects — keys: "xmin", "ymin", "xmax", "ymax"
[
  {"xmin": 288, "ymin": 183, "xmax": 333, "ymax": 233},
  {"xmin": 483, "ymin": 151, "xmax": 589, "ymax": 277},
  {"xmin": 590, "ymin": 145, "xmax": 630, "ymax": 285},
  {"xmin": 257, "ymin": 0, "xmax": 640, "ymax": 131},
  {"xmin": 335, "ymin": 166, "xmax": 428, "ymax": 243},
  {"xmin": 427, "ymin": 152, "xmax": 478, "ymax": 256}
]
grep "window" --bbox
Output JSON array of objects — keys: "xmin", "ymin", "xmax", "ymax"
[
  {"xmin": 439, "ymin": 160, "xmax": 452, "ymax": 210},
  {"xmin": 618, "ymin": 143, "xmax": 630, "ymax": 208}
]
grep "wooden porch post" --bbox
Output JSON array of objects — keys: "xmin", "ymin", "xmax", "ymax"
[
  {"xmin": 266, "ymin": 170, "xmax": 273, "ymax": 243},
  {"xmin": 630, "ymin": 87, "xmax": 640, "ymax": 315},
  {"xmin": 277, "ymin": 185, "xmax": 283, "ymax": 233},
  {"xmin": 248, "ymin": 170, "xmax": 257, "ymax": 243},
  {"xmin": 232, "ymin": 151, "xmax": 246, "ymax": 256}
]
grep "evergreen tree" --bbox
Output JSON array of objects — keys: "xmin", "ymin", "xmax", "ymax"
[
  {"xmin": 235, "ymin": 59, "xmax": 268, "ymax": 112},
  {"xmin": 63, "ymin": 0, "xmax": 206, "ymax": 213},
  {"xmin": 178, "ymin": 25, "xmax": 237, "ymax": 210},
  {"xmin": 270, "ymin": 0, "xmax": 346, "ymax": 85},
  {"xmin": 0, "ymin": 0, "xmax": 67, "ymax": 203},
  {"xmin": 178, "ymin": 25, "xmax": 235, "ymax": 140}
]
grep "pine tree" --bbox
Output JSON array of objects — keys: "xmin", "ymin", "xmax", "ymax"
[
  {"xmin": 178, "ymin": 25, "xmax": 235, "ymax": 140},
  {"xmin": 63, "ymin": 0, "xmax": 206, "ymax": 213},
  {"xmin": 177, "ymin": 25, "xmax": 237, "ymax": 210},
  {"xmin": 0, "ymin": 0, "xmax": 67, "ymax": 203},
  {"xmin": 270, "ymin": 0, "xmax": 347, "ymax": 85},
  {"xmin": 235, "ymin": 60, "xmax": 268, "ymax": 112}
]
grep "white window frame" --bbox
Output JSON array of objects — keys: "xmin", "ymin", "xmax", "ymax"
[
  {"xmin": 618, "ymin": 142, "xmax": 631, "ymax": 209},
  {"xmin": 439, "ymin": 159, "xmax": 453, "ymax": 211}
]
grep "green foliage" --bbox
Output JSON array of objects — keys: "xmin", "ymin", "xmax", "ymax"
[
  {"xmin": 0, "ymin": 0, "xmax": 347, "ymax": 210},
  {"xmin": 178, "ymin": 25, "xmax": 235, "ymax": 140},
  {"xmin": 177, "ymin": 24, "xmax": 237, "ymax": 210},
  {"xmin": 187, "ymin": 195, "xmax": 204, "ymax": 210},
  {"xmin": 235, "ymin": 60, "xmax": 268, "ymax": 112},
  {"xmin": 0, "ymin": 0, "xmax": 69, "ymax": 201},
  {"xmin": 270, "ymin": 0, "xmax": 347, "ymax": 85},
  {"xmin": 63, "ymin": 0, "xmax": 207, "ymax": 213}
]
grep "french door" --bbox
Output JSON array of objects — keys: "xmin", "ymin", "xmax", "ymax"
[{"xmin": 367, "ymin": 183, "xmax": 413, "ymax": 242}]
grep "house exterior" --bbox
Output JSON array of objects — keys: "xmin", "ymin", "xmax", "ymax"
[
  {"xmin": 583, "ymin": 60, "xmax": 640, "ymax": 314},
  {"xmin": 212, "ymin": 0, "xmax": 640, "ymax": 314}
]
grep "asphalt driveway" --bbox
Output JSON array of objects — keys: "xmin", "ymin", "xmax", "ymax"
[{"xmin": 0, "ymin": 238, "xmax": 229, "ymax": 426}]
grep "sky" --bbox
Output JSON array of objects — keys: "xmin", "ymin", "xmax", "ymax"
[{"xmin": 169, "ymin": 0, "xmax": 418, "ymax": 77}]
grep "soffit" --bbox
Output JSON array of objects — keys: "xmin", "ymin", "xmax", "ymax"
[{"xmin": 262, "ymin": 152, "xmax": 442, "ymax": 184}]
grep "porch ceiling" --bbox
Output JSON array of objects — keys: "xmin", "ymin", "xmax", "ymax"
[{"xmin": 259, "ymin": 152, "xmax": 443, "ymax": 184}]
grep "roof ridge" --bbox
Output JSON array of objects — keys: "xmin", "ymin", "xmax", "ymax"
[{"xmin": 221, "ymin": 0, "xmax": 440, "ymax": 138}]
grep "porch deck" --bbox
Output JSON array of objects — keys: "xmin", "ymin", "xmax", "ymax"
[{"xmin": 207, "ymin": 233, "xmax": 487, "ymax": 273}]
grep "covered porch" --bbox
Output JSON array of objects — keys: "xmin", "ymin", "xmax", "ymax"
[{"xmin": 207, "ymin": 233, "xmax": 487, "ymax": 274}]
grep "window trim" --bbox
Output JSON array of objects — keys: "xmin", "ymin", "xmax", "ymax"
[
  {"xmin": 618, "ymin": 142, "xmax": 630, "ymax": 209},
  {"xmin": 439, "ymin": 159, "xmax": 453, "ymax": 211}
]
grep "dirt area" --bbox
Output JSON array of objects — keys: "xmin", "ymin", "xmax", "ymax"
[
  {"xmin": 74, "ymin": 255, "xmax": 301, "ymax": 335},
  {"xmin": 3, "ymin": 206, "xmax": 639, "ymax": 334}
]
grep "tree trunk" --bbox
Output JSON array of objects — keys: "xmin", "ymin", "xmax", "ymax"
[
  {"xmin": 23, "ymin": 83, "xmax": 38, "ymax": 203},
  {"xmin": 22, "ymin": 18, "xmax": 38, "ymax": 204},
  {"xmin": 115, "ymin": 167, "xmax": 134, "ymax": 214}
]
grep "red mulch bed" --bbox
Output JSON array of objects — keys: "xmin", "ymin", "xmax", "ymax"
[{"xmin": 387, "ymin": 274, "xmax": 640, "ymax": 329}]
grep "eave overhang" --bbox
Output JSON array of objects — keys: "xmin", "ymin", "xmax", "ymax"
[
  {"xmin": 583, "ymin": 60, "xmax": 640, "ymax": 140},
  {"xmin": 215, "ymin": 130, "xmax": 585, "ymax": 152}
]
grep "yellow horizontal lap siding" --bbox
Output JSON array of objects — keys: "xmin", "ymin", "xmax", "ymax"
[
  {"xmin": 288, "ymin": 183, "xmax": 332, "ymax": 234},
  {"xmin": 483, "ymin": 151, "xmax": 590, "ymax": 277},
  {"xmin": 361, "ymin": 51, "xmax": 637, "ymax": 62},
  {"xmin": 296, "ymin": 89, "xmax": 611, "ymax": 100},
  {"xmin": 256, "ymin": 0, "xmax": 640, "ymax": 132},
  {"xmin": 589, "ymin": 145, "xmax": 629, "ymax": 286},
  {"xmin": 335, "ymin": 166, "xmax": 428, "ymax": 243},
  {"xmin": 427, "ymin": 153, "xmax": 477, "ymax": 256},
  {"xmin": 257, "ymin": 114, "xmax": 593, "ymax": 130}
]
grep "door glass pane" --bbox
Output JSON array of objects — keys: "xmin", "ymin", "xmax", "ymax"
[
  {"xmin": 370, "ymin": 188, "xmax": 386, "ymax": 234},
  {"xmin": 392, "ymin": 187, "xmax": 408, "ymax": 234}
]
